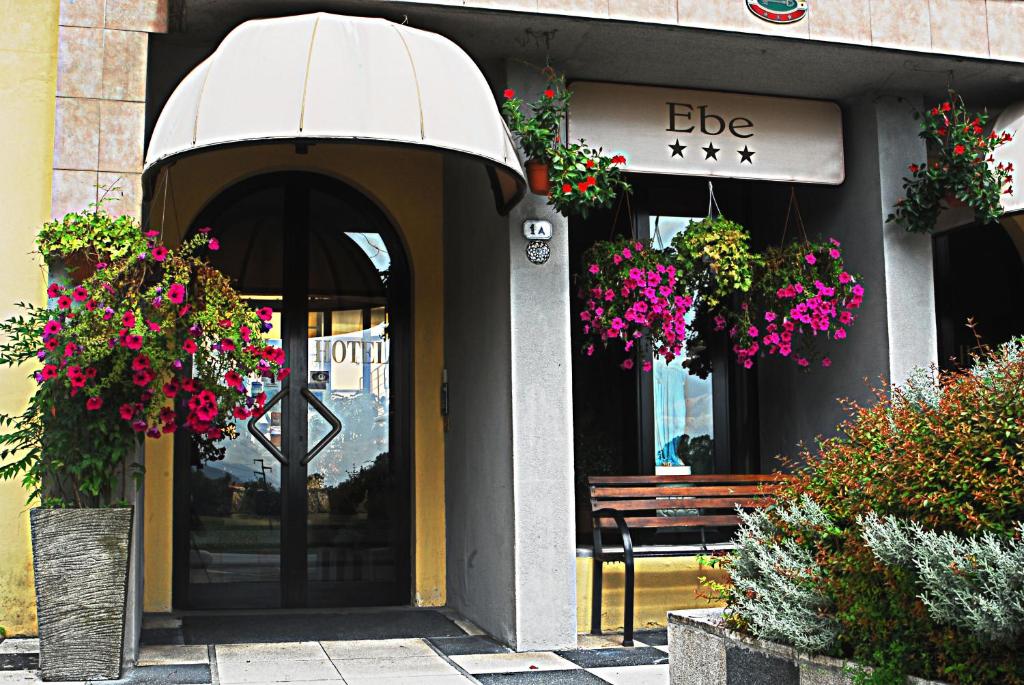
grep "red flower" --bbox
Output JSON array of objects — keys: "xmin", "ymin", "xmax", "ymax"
[
  {"xmin": 543, "ymin": 88, "xmax": 555, "ymax": 98},
  {"xmin": 585, "ymin": 159, "xmax": 595, "ymax": 169},
  {"xmin": 908, "ymin": 164, "xmax": 920, "ymax": 174},
  {"xmin": 123, "ymin": 310, "xmax": 136, "ymax": 328},
  {"xmin": 224, "ymin": 370, "xmax": 244, "ymax": 390},
  {"xmin": 40, "ymin": 364, "xmax": 58, "ymax": 381},
  {"xmin": 942, "ymin": 101, "xmax": 952, "ymax": 112},
  {"xmin": 278, "ymin": 368, "xmax": 292, "ymax": 381},
  {"xmin": 163, "ymin": 379, "xmax": 179, "ymax": 398},
  {"xmin": 86, "ymin": 397, "xmax": 103, "ymax": 411},
  {"xmin": 220, "ymin": 339, "xmax": 236, "ymax": 352},
  {"xmin": 208, "ymin": 238, "xmax": 220, "ymax": 251},
  {"xmin": 953, "ymin": 144, "xmax": 966, "ymax": 156},
  {"xmin": 257, "ymin": 307, "xmax": 273, "ymax": 322},
  {"xmin": 43, "ymin": 320, "xmax": 62, "ymax": 337},
  {"xmin": 119, "ymin": 404, "xmax": 134, "ymax": 421},
  {"xmin": 133, "ymin": 368, "xmax": 155, "ymax": 387},
  {"xmin": 577, "ymin": 182, "xmax": 588, "ymax": 192},
  {"xmin": 72, "ymin": 286, "xmax": 88, "ymax": 302},
  {"xmin": 561, "ymin": 183, "xmax": 572, "ymax": 194},
  {"xmin": 611, "ymin": 155, "xmax": 626, "ymax": 165},
  {"xmin": 46, "ymin": 283, "xmax": 62, "ymax": 298},
  {"xmin": 233, "ymin": 406, "xmax": 251, "ymax": 420},
  {"xmin": 182, "ymin": 338, "xmax": 198, "ymax": 354},
  {"xmin": 132, "ymin": 354, "xmax": 151, "ymax": 371},
  {"xmin": 503, "ymin": 88, "xmax": 515, "ymax": 99},
  {"xmin": 85, "ymin": 299, "xmax": 97, "ymax": 312},
  {"xmin": 57, "ymin": 296, "xmax": 72, "ymax": 310},
  {"xmin": 151, "ymin": 246, "xmax": 168, "ymax": 262},
  {"xmin": 182, "ymin": 378, "xmax": 199, "ymax": 393}
]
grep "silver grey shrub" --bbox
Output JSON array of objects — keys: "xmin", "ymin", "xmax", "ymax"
[
  {"xmin": 860, "ymin": 513, "xmax": 1024, "ymax": 642},
  {"xmin": 729, "ymin": 495, "xmax": 839, "ymax": 653}
]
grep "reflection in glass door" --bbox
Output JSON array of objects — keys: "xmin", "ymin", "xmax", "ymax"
[
  {"xmin": 176, "ymin": 173, "xmax": 409, "ymax": 609},
  {"xmin": 648, "ymin": 216, "xmax": 715, "ymax": 475}
]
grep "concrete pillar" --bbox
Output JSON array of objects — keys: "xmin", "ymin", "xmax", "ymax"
[
  {"xmin": 875, "ymin": 96, "xmax": 938, "ymax": 384},
  {"xmin": 505, "ymin": 62, "xmax": 578, "ymax": 652}
]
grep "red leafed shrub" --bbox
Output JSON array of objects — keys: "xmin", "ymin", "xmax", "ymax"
[
  {"xmin": 783, "ymin": 343, "xmax": 1024, "ymax": 537},
  {"xmin": 720, "ymin": 339, "xmax": 1024, "ymax": 684}
]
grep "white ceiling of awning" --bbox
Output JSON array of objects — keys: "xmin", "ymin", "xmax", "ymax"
[{"xmin": 143, "ymin": 12, "xmax": 526, "ymax": 212}]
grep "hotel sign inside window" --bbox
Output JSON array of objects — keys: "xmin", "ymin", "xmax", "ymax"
[{"xmin": 567, "ymin": 82, "xmax": 844, "ymax": 185}]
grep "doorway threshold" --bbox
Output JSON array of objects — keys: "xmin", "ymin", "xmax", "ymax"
[{"xmin": 142, "ymin": 607, "xmax": 475, "ymax": 646}]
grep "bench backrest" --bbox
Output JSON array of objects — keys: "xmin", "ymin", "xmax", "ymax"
[{"xmin": 588, "ymin": 473, "xmax": 789, "ymax": 530}]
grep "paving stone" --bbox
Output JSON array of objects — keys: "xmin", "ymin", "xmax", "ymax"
[
  {"xmin": 343, "ymin": 677, "xmax": 473, "ymax": 685},
  {"xmin": 427, "ymin": 636, "xmax": 511, "ymax": 656},
  {"xmin": 633, "ymin": 630, "xmax": 668, "ymax": 647},
  {"xmin": 0, "ymin": 655, "xmax": 38, "ymax": 672},
  {"xmin": 215, "ymin": 641, "xmax": 326, "ymax": 663},
  {"xmin": 95, "ymin": 664, "xmax": 213, "ymax": 684},
  {"xmin": 322, "ymin": 638, "xmax": 437, "ymax": 660},
  {"xmin": 451, "ymin": 652, "xmax": 580, "ymax": 675},
  {"xmin": 215, "ymin": 658, "xmax": 341, "ymax": 684},
  {"xmin": 333, "ymin": 656, "xmax": 458, "ymax": 679},
  {"xmin": 556, "ymin": 647, "xmax": 667, "ymax": 669},
  {"xmin": 0, "ymin": 640, "xmax": 39, "ymax": 655},
  {"xmin": 589, "ymin": 664, "xmax": 670, "ymax": 685},
  {"xmin": 474, "ymin": 671, "xmax": 608, "ymax": 684},
  {"xmin": 136, "ymin": 645, "xmax": 208, "ymax": 667}
]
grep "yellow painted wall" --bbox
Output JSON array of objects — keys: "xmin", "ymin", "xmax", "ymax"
[
  {"xmin": 144, "ymin": 144, "xmax": 446, "ymax": 610},
  {"xmin": 0, "ymin": 0, "xmax": 59, "ymax": 637},
  {"xmin": 575, "ymin": 556, "xmax": 727, "ymax": 634}
]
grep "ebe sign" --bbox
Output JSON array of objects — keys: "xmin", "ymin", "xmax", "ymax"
[{"xmin": 567, "ymin": 82, "xmax": 844, "ymax": 185}]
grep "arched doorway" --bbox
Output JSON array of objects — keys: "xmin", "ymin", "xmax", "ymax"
[{"xmin": 173, "ymin": 172, "xmax": 411, "ymax": 609}]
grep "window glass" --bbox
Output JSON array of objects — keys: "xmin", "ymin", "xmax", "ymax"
[{"xmin": 649, "ymin": 216, "xmax": 714, "ymax": 475}]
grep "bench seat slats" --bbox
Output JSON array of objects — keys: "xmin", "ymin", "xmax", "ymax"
[
  {"xmin": 589, "ymin": 474, "xmax": 790, "ymax": 485},
  {"xmin": 592, "ymin": 496, "xmax": 770, "ymax": 511},
  {"xmin": 591, "ymin": 484, "xmax": 780, "ymax": 498},
  {"xmin": 595, "ymin": 514, "xmax": 741, "ymax": 528}
]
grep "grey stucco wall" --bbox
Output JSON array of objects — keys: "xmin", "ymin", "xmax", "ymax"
[
  {"xmin": 443, "ymin": 155, "xmax": 518, "ymax": 645},
  {"xmin": 757, "ymin": 97, "xmax": 934, "ymax": 467}
]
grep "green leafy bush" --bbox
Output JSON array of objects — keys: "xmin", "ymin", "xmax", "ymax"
[{"xmin": 713, "ymin": 338, "xmax": 1024, "ymax": 684}]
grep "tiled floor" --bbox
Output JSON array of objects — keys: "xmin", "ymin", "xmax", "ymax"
[{"xmin": 0, "ymin": 619, "xmax": 670, "ymax": 684}]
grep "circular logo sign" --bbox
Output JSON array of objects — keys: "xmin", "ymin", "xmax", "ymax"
[{"xmin": 747, "ymin": 0, "xmax": 808, "ymax": 24}]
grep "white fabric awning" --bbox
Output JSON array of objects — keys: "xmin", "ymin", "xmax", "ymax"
[
  {"xmin": 143, "ymin": 13, "xmax": 526, "ymax": 212},
  {"xmin": 993, "ymin": 101, "xmax": 1024, "ymax": 214}
]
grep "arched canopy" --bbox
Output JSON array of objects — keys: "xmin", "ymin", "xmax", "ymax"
[{"xmin": 143, "ymin": 13, "xmax": 526, "ymax": 213}]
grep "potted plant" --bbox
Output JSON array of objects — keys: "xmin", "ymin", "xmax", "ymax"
[
  {"xmin": 500, "ymin": 73, "xmax": 569, "ymax": 195},
  {"xmin": 671, "ymin": 215, "xmax": 761, "ymax": 309},
  {"xmin": 888, "ymin": 94, "xmax": 1014, "ymax": 233},
  {"xmin": 547, "ymin": 142, "xmax": 630, "ymax": 219},
  {"xmin": 0, "ymin": 215, "xmax": 287, "ymax": 680},
  {"xmin": 36, "ymin": 194, "xmax": 149, "ymax": 283},
  {"xmin": 721, "ymin": 238, "xmax": 864, "ymax": 369},
  {"xmin": 501, "ymin": 70, "xmax": 631, "ymax": 214},
  {"xmin": 576, "ymin": 238, "xmax": 694, "ymax": 370}
]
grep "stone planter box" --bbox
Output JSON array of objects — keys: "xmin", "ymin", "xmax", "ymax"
[
  {"xmin": 668, "ymin": 608, "xmax": 949, "ymax": 685},
  {"xmin": 30, "ymin": 507, "xmax": 134, "ymax": 682}
]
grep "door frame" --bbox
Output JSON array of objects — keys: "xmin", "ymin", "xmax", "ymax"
[{"xmin": 171, "ymin": 171, "xmax": 413, "ymax": 609}]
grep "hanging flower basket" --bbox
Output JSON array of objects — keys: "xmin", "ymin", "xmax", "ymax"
[
  {"xmin": 888, "ymin": 94, "xmax": 1014, "ymax": 233},
  {"xmin": 576, "ymin": 238, "xmax": 693, "ymax": 370},
  {"xmin": 525, "ymin": 159, "xmax": 551, "ymax": 195},
  {"xmin": 501, "ymin": 69, "xmax": 630, "ymax": 217},
  {"xmin": 722, "ymin": 238, "xmax": 864, "ymax": 369},
  {"xmin": 671, "ymin": 215, "xmax": 761, "ymax": 309}
]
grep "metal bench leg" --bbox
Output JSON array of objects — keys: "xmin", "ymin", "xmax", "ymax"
[
  {"xmin": 623, "ymin": 552, "xmax": 635, "ymax": 647},
  {"xmin": 591, "ymin": 558, "xmax": 604, "ymax": 635}
]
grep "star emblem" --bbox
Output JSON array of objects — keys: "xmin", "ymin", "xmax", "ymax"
[
  {"xmin": 738, "ymin": 145, "xmax": 755, "ymax": 164},
  {"xmin": 702, "ymin": 142, "xmax": 720, "ymax": 161},
  {"xmin": 669, "ymin": 139, "xmax": 686, "ymax": 158}
]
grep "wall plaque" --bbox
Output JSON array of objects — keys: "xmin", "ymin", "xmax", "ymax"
[{"xmin": 567, "ymin": 81, "xmax": 844, "ymax": 185}]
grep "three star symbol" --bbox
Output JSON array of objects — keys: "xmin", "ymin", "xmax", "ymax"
[
  {"xmin": 668, "ymin": 139, "xmax": 756, "ymax": 165},
  {"xmin": 669, "ymin": 139, "xmax": 686, "ymax": 158}
]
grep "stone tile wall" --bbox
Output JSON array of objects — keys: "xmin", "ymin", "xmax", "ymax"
[
  {"xmin": 52, "ymin": 0, "xmax": 167, "ymax": 221},
  {"xmin": 399, "ymin": 0, "xmax": 1024, "ymax": 62}
]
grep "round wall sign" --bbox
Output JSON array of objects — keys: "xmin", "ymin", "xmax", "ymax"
[{"xmin": 746, "ymin": 0, "xmax": 808, "ymax": 24}]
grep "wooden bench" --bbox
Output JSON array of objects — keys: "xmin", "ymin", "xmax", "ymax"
[{"xmin": 587, "ymin": 473, "xmax": 789, "ymax": 646}]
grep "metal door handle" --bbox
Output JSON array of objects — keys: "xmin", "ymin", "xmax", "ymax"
[
  {"xmin": 247, "ymin": 388, "xmax": 289, "ymax": 465},
  {"xmin": 301, "ymin": 386, "xmax": 342, "ymax": 465}
]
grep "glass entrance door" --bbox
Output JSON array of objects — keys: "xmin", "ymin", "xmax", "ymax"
[{"xmin": 176, "ymin": 173, "xmax": 410, "ymax": 609}]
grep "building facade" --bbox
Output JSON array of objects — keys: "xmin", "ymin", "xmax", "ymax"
[{"xmin": 3, "ymin": 0, "xmax": 1024, "ymax": 659}]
